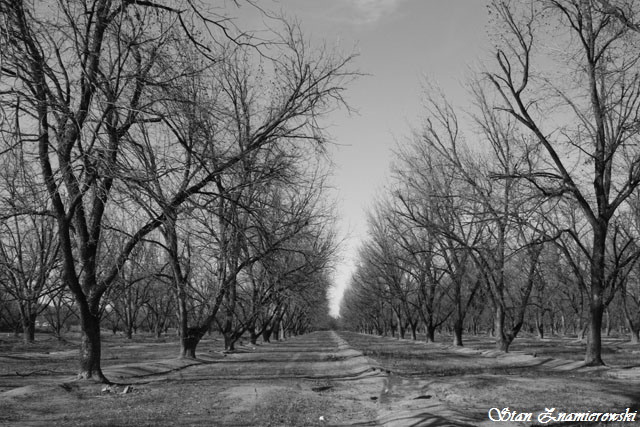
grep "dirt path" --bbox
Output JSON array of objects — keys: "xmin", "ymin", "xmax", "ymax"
[
  {"xmin": 191, "ymin": 330, "xmax": 387, "ymax": 426},
  {"xmin": 4, "ymin": 330, "xmax": 638, "ymax": 426},
  {"xmin": 333, "ymin": 331, "xmax": 480, "ymax": 427},
  {"xmin": 1, "ymin": 331, "xmax": 386, "ymax": 426}
]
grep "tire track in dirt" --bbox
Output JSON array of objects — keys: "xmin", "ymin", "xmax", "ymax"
[
  {"xmin": 2, "ymin": 331, "xmax": 388, "ymax": 426},
  {"xmin": 163, "ymin": 330, "xmax": 386, "ymax": 381},
  {"xmin": 336, "ymin": 331, "xmax": 482, "ymax": 427},
  {"xmin": 194, "ymin": 331, "xmax": 386, "ymax": 426},
  {"xmin": 105, "ymin": 331, "xmax": 481, "ymax": 425},
  {"xmin": 121, "ymin": 331, "xmax": 385, "ymax": 425}
]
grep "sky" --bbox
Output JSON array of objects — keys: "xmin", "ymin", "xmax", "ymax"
[{"xmin": 238, "ymin": 1, "xmax": 492, "ymax": 316}]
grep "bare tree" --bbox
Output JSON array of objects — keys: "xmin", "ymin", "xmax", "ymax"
[
  {"xmin": 0, "ymin": 0, "xmax": 212, "ymax": 381},
  {"xmin": 0, "ymin": 1, "xmax": 355, "ymax": 381},
  {"xmin": 0, "ymin": 214, "xmax": 59, "ymax": 343},
  {"xmin": 404, "ymin": 84, "xmax": 551, "ymax": 351},
  {"xmin": 222, "ymin": 158, "xmax": 338, "ymax": 348},
  {"xmin": 393, "ymin": 130, "xmax": 484, "ymax": 346},
  {"xmin": 486, "ymin": 0, "xmax": 640, "ymax": 364},
  {"xmin": 0, "ymin": 125, "xmax": 59, "ymax": 343},
  {"xmin": 363, "ymin": 201, "xmax": 432, "ymax": 341}
]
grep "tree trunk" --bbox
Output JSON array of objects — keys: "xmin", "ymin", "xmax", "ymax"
[
  {"xmin": 262, "ymin": 327, "xmax": 272, "ymax": 343},
  {"xmin": 180, "ymin": 327, "xmax": 206, "ymax": 359},
  {"xmin": 425, "ymin": 323, "xmax": 436, "ymax": 343},
  {"xmin": 585, "ymin": 297, "xmax": 604, "ymax": 365},
  {"xmin": 222, "ymin": 313, "xmax": 236, "ymax": 350},
  {"xmin": 494, "ymin": 305, "xmax": 510, "ymax": 352},
  {"xmin": 535, "ymin": 311, "xmax": 544, "ymax": 339},
  {"xmin": 224, "ymin": 333, "xmax": 236, "ymax": 351},
  {"xmin": 250, "ymin": 328, "xmax": 259, "ymax": 345},
  {"xmin": 279, "ymin": 318, "xmax": 286, "ymax": 341},
  {"xmin": 77, "ymin": 308, "xmax": 107, "ymax": 382},
  {"xmin": 536, "ymin": 321, "xmax": 544, "ymax": 340},
  {"xmin": 154, "ymin": 323, "xmax": 163, "ymax": 339},
  {"xmin": 451, "ymin": 274, "xmax": 465, "ymax": 346},
  {"xmin": 452, "ymin": 319, "xmax": 463, "ymax": 346},
  {"xmin": 585, "ymin": 223, "xmax": 606, "ymax": 366},
  {"xmin": 410, "ymin": 322, "xmax": 417, "ymax": 340},
  {"xmin": 22, "ymin": 311, "xmax": 36, "ymax": 344},
  {"xmin": 53, "ymin": 322, "xmax": 64, "ymax": 340},
  {"xmin": 578, "ymin": 323, "xmax": 588, "ymax": 341}
]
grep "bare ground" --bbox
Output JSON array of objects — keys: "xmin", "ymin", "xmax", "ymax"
[
  {"xmin": 0, "ymin": 331, "xmax": 382, "ymax": 426},
  {"xmin": 1, "ymin": 331, "xmax": 640, "ymax": 426}
]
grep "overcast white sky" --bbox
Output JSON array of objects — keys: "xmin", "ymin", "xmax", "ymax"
[{"xmin": 238, "ymin": 1, "xmax": 492, "ymax": 316}]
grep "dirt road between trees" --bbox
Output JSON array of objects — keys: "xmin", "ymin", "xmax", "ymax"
[
  {"xmin": 1, "ymin": 331, "xmax": 384, "ymax": 426},
  {"xmin": 2, "ymin": 330, "xmax": 640, "ymax": 426}
]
